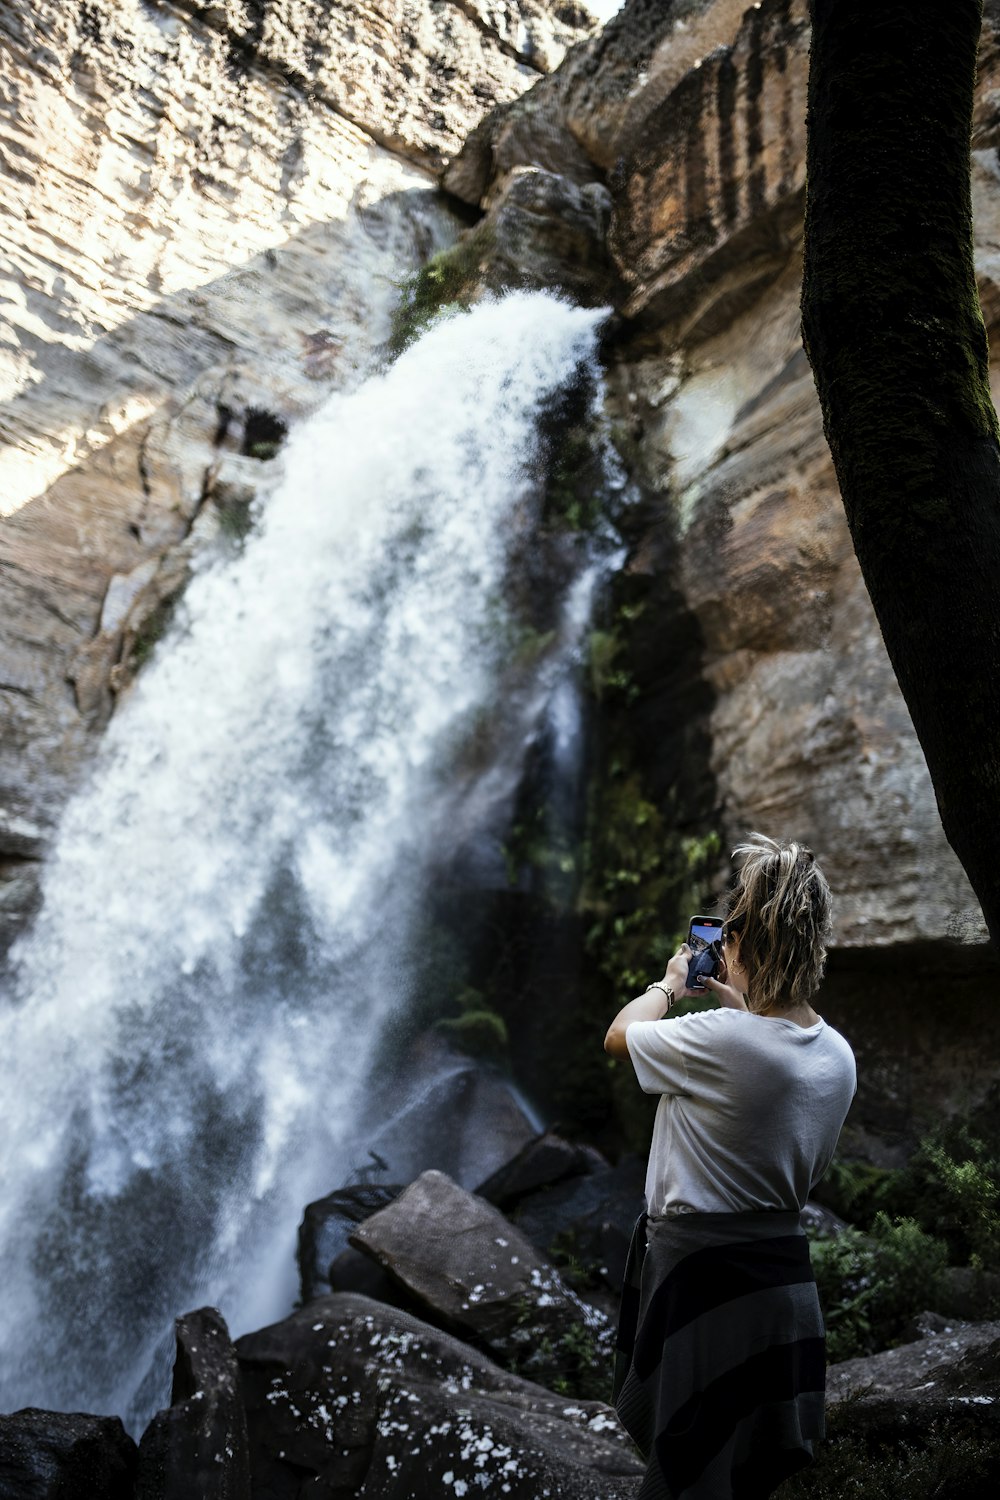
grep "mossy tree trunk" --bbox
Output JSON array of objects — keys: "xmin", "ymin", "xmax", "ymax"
[{"xmin": 801, "ymin": 0, "xmax": 1000, "ymax": 946}]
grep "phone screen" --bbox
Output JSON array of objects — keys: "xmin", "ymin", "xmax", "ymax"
[{"xmin": 689, "ymin": 919, "xmax": 723, "ymax": 952}]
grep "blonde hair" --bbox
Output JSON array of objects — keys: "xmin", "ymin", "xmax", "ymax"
[{"xmin": 723, "ymin": 833, "xmax": 833, "ymax": 1012}]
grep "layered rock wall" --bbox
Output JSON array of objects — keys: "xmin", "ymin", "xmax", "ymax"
[
  {"xmin": 0, "ymin": 0, "xmax": 594, "ymax": 943},
  {"xmin": 3, "ymin": 0, "xmax": 994, "ymax": 951},
  {"xmin": 446, "ymin": 0, "xmax": 994, "ymax": 947}
]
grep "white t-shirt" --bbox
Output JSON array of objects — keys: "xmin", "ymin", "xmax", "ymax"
[{"xmin": 626, "ymin": 1007, "xmax": 857, "ymax": 1217}]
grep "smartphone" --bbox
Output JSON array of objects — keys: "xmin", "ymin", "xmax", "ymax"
[{"xmin": 687, "ymin": 915, "xmax": 724, "ymax": 991}]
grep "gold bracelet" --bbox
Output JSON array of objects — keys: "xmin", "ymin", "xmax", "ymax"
[{"xmin": 645, "ymin": 981, "xmax": 674, "ymax": 1007}]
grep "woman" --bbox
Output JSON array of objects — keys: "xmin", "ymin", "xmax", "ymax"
[{"xmin": 604, "ymin": 833, "xmax": 856, "ymax": 1500}]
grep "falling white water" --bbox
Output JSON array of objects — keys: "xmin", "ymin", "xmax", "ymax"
[{"xmin": 0, "ymin": 291, "xmax": 617, "ymax": 1426}]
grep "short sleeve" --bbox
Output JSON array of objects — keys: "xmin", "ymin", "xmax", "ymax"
[{"xmin": 625, "ymin": 1018, "xmax": 689, "ymax": 1096}]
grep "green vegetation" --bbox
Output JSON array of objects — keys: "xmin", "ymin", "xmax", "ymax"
[
  {"xmin": 128, "ymin": 592, "xmax": 180, "ymax": 672},
  {"xmin": 811, "ymin": 1092, "xmax": 1000, "ymax": 1361},
  {"xmin": 387, "ymin": 232, "xmax": 490, "ymax": 358},
  {"xmin": 777, "ymin": 1408, "xmax": 1000, "ymax": 1499},
  {"xmin": 506, "ymin": 1299, "xmax": 610, "ymax": 1402},
  {"xmin": 246, "ymin": 439, "xmax": 281, "ymax": 461},
  {"xmin": 809, "ymin": 1214, "xmax": 947, "ymax": 1364},
  {"xmin": 820, "ymin": 1105, "xmax": 1000, "ymax": 1271},
  {"xmin": 433, "ymin": 986, "xmax": 509, "ymax": 1061},
  {"xmin": 580, "ymin": 626, "xmax": 720, "ymax": 1004},
  {"xmin": 890, "ymin": 1119, "xmax": 1000, "ymax": 1267}
]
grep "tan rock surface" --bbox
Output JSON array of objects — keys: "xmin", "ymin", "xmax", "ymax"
[
  {"xmin": 0, "ymin": 0, "xmax": 589, "ymax": 940},
  {"xmin": 3, "ymin": 0, "xmax": 995, "ymax": 951},
  {"xmin": 443, "ymin": 0, "xmax": 990, "ymax": 945}
]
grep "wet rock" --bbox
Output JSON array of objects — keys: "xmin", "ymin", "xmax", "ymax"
[
  {"xmin": 800, "ymin": 1201, "xmax": 848, "ymax": 1240},
  {"xmin": 506, "ymin": 1157, "xmax": 646, "ymax": 1290},
  {"xmin": 827, "ymin": 1316, "xmax": 1000, "ymax": 1404},
  {"xmin": 360, "ymin": 1055, "xmax": 540, "ymax": 1191},
  {"xmin": 327, "ymin": 1245, "xmax": 403, "ymax": 1305},
  {"xmin": 476, "ymin": 1129, "xmax": 608, "ymax": 1211},
  {"xmin": 471, "ymin": 167, "xmax": 617, "ymax": 305},
  {"xmin": 134, "ymin": 1306, "xmax": 250, "ymax": 1500},
  {"xmin": 936, "ymin": 1265, "xmax": 1000, "ymax": 1321},
  {"xmin": 348, "ymin": 1169, "xmax": 614, "ymax": 1388},
  {"xmin": 0, "ymin": 1409, "xmax": 136, "ymax": 1499},
  {"xmin": 298, "ymin": 1184, "xmax": 403, "ymax": 1304},
  {"xmin": 236, "ymin": 1291, "xmax": 643, "ymax": 1498}
]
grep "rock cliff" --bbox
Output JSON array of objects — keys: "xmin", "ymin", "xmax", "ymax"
[
  {"xmin": 2, "ymin": 0, "xmax": 995, "ymax": 954},
  {"xmin": 444, "ymin": 0, "xmax": 995, "ymax": 949},
  {"xmin": 0, "ymin": 0, "xmax": 596, "ymax": 944}
]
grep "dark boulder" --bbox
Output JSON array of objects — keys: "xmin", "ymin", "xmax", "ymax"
[
  {"xmin": 359, "ymin": 1055, "xmax": 540, "ymax": 1191},
  {"xmin": 236, "ymin": 1291, "xmax": 643, "ymax": 1499},
  {"xmin": 134, "ymin": 1306, "xmax": 250, "ymax": 1500},
  {"xmin": 505, "ymin": 1157, "xmax": 646, "ymax": 1291},
  {"xmin": 475, "ymin": 1130, "xmax": 608, "ymax": 1211},
  {"xmin": 327, "ymin": 1245, "xmax": 401, "ymax": 1305},
  {"xmin": 0, "ymin": 1409, "xmax": 136, "ymax": 1499},
  {"xmin": 298, "ymin": 1184, "xmax": 403, "ymax": 1303},
  {"xmin": 348, "ymin": 1169, "xmax": 614, "ymax": 1393},
  {"xmin": 826, "ymin": 1314, "xmax": 1000, "ymax": 1437}
]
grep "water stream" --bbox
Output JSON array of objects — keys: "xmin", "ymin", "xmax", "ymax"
[{"xmin": 0, "ymin": 292, "xmax": 619, "ymax": 1426}]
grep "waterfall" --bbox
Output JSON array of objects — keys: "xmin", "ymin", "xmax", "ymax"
[{"xmin": 0, "ymin": 292, "xmax": 618, "ymax": 1427}]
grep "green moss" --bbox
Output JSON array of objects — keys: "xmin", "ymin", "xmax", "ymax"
[
  {"xmin": 129, "ymin": 593, "xmax": 180, "ymax": 671},
  {"xmin": 563, "ymin": 569, "xmax": 719, "ymax": 1152},
  {"xmin": 534, "ymin": 369, "xmax": 612, "ymax": 539},
  {"xmin": 435, "ymin": 1009, "xmax": 509, "ymax": 1056},
  {"xmin": 214, "ymin": 497, "xmax": 256, "ymax": 542},
  {"xmin": 502, "ymin": 808, "xmax": 578, "ymax": 899},
  {"xmin": 432, "ymin": 985, "xmax": 509, "ymax": 1061},
  {"xmin": 387, "ymin": 231, "xmax": 492, "ymax": 358},
  {"xmin": 246, "ymin": 439, "xmax": 281, "ymax": 461},
  {"xmin": 580, "ymin": 638, "xmax": 719, "ymax": 1002}
]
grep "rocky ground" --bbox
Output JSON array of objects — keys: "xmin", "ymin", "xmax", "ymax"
[{"xmin": 2, "ymin": 1129, "xmax": 998, "ymax": 1498}]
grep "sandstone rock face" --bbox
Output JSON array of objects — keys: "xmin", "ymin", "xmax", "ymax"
[
  {"xmin": 0, "ymin": 0, "xmax": 592, "ymax": 945},
  {"xmin": 236, "ymin": 1292, "xmax": 643, "ymax": 1498},
  {"xmin": 446, "ymin": 0, "xmax": 992, "ymax": 945},
  {"xmin": 4, "ymin": 0, "xmax": 994, "ymax": 957}
]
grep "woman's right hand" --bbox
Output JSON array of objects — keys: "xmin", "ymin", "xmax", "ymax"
[{"xmin": 701, "ymin": 966, "xmax": 748, "ymax": 1010}]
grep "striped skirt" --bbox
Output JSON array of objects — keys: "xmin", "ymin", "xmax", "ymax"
[{"xmin": 613, "ymin": 1210, "xmax": 825, "ymax": 1500}]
